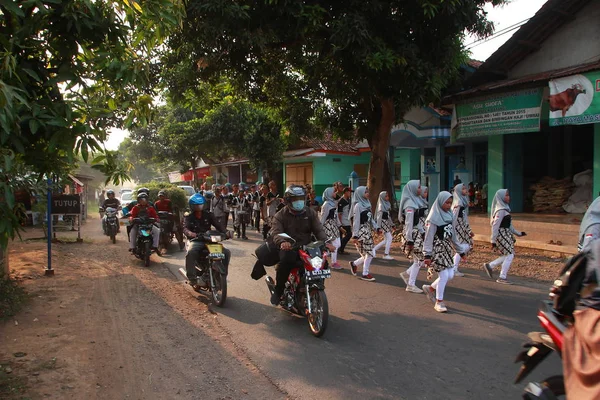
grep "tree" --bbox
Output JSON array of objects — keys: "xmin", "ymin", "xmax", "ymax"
[
  {"xmin": 0, "ymin": 0, "xmax": 183, "ymax": 247},
  {"xmin": 163, "ymin": 0, "xmax": 502, "ymax": 203}
]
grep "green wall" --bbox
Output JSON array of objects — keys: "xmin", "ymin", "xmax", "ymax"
[
  {"xmin": 393, "ymin": 148, "xmax": 421, "ymax": 200},
  {"xmin": 488, "ymin": 135, "xmax": 504, "ymax": 214},
  {"xmin": 595, "ymin": 123, "xmax": 600, "ymax": 199}
]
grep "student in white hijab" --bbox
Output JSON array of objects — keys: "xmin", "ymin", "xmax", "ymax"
[
  {"xmin": 483, "ymin": 189, "xmax": 526, "ymax": 285},
  {"xmin": 398, "ymin": 180, "xmax": 426, "ymax": 294},
  {"xmin": 420, "ymin": 186, "xmax": 429, "ymax": 208},
  {"xmin": 578, "ymin": 196, "xmax": 600, "ymax": 252},
  {"xmin": 320, "ymin": 187, "xmax": 342, "ymax": 269},
  {"xmin": 451, "ymin": 183, "xmax": 473, "ymax": 277},
  {"xmin": 421, "ymin": 191, "xmax": 469, "ymax": 313},
  {"xmin": 373, "ymin": 191, "xmax": 394, "ymax": 260},
  {"xmin": 349, "ymin": 186, "xmax": 378, "ymax": 282}
]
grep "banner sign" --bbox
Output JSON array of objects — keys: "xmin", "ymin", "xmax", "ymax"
[
  {"xmin": 454, "ymin": 88, "xmax": 544, "ymax": 138},
  {"xmin": 51, "ymin": 195, "xmax": 81, "ymax": 214},
  {"xmin": 549, "ymin": 71, "xmax": 600, "ymax": 126}
]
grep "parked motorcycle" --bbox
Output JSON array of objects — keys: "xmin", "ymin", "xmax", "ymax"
[
  {"xmin": 131, "ymin": 217, "xmax": 158, "ymax": 267},
  {"xmin": 514, "ymin": 251, "xmax": 588, "ymax": 399},
  {"xmin": 178, "ymin": 230, "xmax": 229, "ymax": 307},
  {"xmin": 265, "ymin": 233, "xmax": 331, "ymax": 337},
  {"xmin": 157, "ymin": 211, "xmax": 185, "ymax": 253},
  {"xmin": 100, "ymin": 206, "xmax": 120, "ymax": 244}
]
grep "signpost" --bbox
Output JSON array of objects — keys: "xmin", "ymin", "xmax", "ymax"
[{"xmin": 45, "ymin": 177, "xmax": 53, "ymax": 276}]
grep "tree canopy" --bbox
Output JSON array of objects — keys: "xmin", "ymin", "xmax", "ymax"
[{"xmin": 164, "ymin": 0, "xmax": 504, "ymax": 200}]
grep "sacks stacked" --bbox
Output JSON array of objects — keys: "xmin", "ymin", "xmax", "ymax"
[{"xmin": 530, "ymin": 177, "xmax": 574, "ymax": 213}]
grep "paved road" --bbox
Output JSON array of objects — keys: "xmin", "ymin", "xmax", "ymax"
[{"xmin": 158, "ymin": 227, "xmax": 561, "ymax": 400}]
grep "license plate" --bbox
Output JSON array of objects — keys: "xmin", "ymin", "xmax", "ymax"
[
  {"xmin": 208, "ymin": 252, "xmax": 225, "ymax": 259},
  {"xmin": 306, "ymin": 269, "xmax": 331, "ymax": 280}
]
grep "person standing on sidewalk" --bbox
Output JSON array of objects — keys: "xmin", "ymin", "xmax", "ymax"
[
  {"xmin": 251, "ymin": 184, "xmax": 261, "ymax": 232},
  {"xmin": 578, "ymin": 196, "xmax": 600, "ymax": 252},
  {"xmin": 398, "ymin": 180, "xmax": 426, "ymax": 294},
  {"xmin": 320, "ymin": 187, "xmax": 343, "ymax": 270},
  {"xmin": 211, "ymin": 186, "xmax": 226, "ymax": 228},
  {"xmin": 483, "ymin": 189, "xmax": 526, "ymax": 285},
  {"xmin": 373, "ymin": 191, "xmax": 394, "ymax": 260},
  {"xmin": 451, "ymin": 183, "xmax": 473, "ymax": 277},
  {"xmin": 421, "ymin": 191, "xmax": 469, "ymax": 313},
  {"xmin": 337, "ymin": 187, "xmax": 353, "ymax": 255},
  {"xmin": 349, "ymin": 186, "xmax": 378, "ymax": 282}
]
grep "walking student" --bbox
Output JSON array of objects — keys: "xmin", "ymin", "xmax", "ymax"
[
  {"xmin": 251, "ymin": 184, "xmax": 261, "ymax": 232},
  {"xmin": 483, "ymin": 189, "xmax": 526, "ymax": 285},
  {"xmin": 578, "ymin": 196, "xmax": 600, "ymax": 252},
  {"xmin": 349, "ymin": 186, "xmax": 378, "ymax": 282},
  {"xmin": 321, "ymin": 187, "xmax": 343, "ymax": 270},
  {"xmin": 337, "ymin": 187, "xmax": 353, "ymax": 254},
  {"xmin": 211, "ymin": 186, "xmax": 226, "ymax": 228},
  {"xmin": 452, "ymin": 183, "xmax": 473, "ymax": 277},
  {"xmin": 422, "ymin": 191, "xmax": 469, "ymax": 313},
  {"xmin": 398, "ymin": 180, "xmax": 426, "ymax": 294},
  {"xmin": 373, "ymin": 191, "xmax": 394, "ymax": 260}
]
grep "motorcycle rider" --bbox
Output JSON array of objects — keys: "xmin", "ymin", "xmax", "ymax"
[
  {"xmin": 154, "ymin": 190, "xmax": 173, "ymax": 212},
  {"xmin": 183, "ymin": 193, "xmax": 230, "ymax": 288},
  {"xmin": 101, "ymin": 189, "xmax": 121, "ymax": 234},
  {"xmin": 129, "ymin": 192, "xmax": 160, "ymax": 253},
  {"xmin": 270, "ymin": 185, "xmax": 334, "ymax": 305}
]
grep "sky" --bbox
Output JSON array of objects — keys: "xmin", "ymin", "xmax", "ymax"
[{"xmin": 103, "ymin": 0, "xmax": 548, "ymax": 151}]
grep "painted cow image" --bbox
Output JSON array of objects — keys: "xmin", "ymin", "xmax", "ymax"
[{"xmin": 549, "ymin": 83, "xmax": 587, "ymax": 117}]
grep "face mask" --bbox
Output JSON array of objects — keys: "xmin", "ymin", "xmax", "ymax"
[{"xmin": 292, "ymin": 200, "xmax": 305, "ymax": 211}]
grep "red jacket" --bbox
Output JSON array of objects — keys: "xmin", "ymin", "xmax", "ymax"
[
  {"xmin": 130, "ymin": 204, "xmax": 158, "ymax": 221},
  {"xmin": 154, "ymin": 199, "xmax": 172, "ymax": 212}
]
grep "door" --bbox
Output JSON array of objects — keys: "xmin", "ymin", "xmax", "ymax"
[{"xmin": 285, "ymin": 163, "xmax": 313, "ymax": 187}]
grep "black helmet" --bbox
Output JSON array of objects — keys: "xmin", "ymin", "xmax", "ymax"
[
  {"xmin": 283, "ymin": 185, "xmax": 306, "ymax": 213},
  {"xmin": 106, "ymin": 189, "xmax": 115, "ymax": 196},
  {"xmin": 138, "ymin": 187, "xmax": 150, "ymax": 195}
]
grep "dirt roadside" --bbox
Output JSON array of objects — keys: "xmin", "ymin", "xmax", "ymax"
[{"xmin": 0, "ymin": 218, "xmax": 287, "ymax": 400}]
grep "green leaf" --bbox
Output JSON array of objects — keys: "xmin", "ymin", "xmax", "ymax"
[
  {"xmin": 29, "ymin": 118, "xmax": 40, "ymax": 134},
  {"xmin": 0, "ymin": 0, "xmax": 25, "ymax": 17},
  {"xmin": 108, "ymin": 98, "xmax": 117, "ymax": 110},
  {"xmin": 22, "ymin": 68, "xmax": 41, "ymax": 82}
]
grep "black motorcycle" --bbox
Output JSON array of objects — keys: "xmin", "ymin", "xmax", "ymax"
[
  {"xmin": 265, "ymin": 234, "xmax": 331, "ymax": 337},
  {"xmin": 131, "ymin": 217, "xmax": 158, "ymax": 267},
  {"xmin": 157, "ymin": 211, "xmax": 185, "ymax": 253},
  {"xmin": 178, "ymin": 230, "xmax": 229, "ymax": 307},
  {"xmin": 100, "ymin": 206, "xmax": 120, "ymax": 244}
]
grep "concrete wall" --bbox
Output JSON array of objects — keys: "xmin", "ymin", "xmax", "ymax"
[
  {"xmin": 508, "ymin": 1, "xmax": 600, "ymax": 79},
  {"xmin": 393, "ymin": 148, "xmax": 421, "ymax": 199},
  {"xmin": 487, "ymin": 136, "xmax": 504, "ymax": 213}
]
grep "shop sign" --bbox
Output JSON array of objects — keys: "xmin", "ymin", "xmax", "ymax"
[
  {"xmin": 51, "ymin": 195, "xmax": 81, "ymax": 214},
  {"xmin": 549, "ymin": 70, "xmax": 600, "ymax": 126},
  {"xmin": 454, "ymin": 88, "xmax": 544, "ymax": 138}
]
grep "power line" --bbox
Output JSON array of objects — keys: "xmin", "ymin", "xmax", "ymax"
[
  {"xmin": 464, "ymin": 17, "xmax": 530, "ymax": 48},
  {"xmin": 466, "ymin": 22, "xmax": 527, "ymax": 50}
]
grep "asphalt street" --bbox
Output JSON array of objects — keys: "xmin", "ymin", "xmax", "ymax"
[{"xmin": 158, "ymin": 227, "xmax": 562, "ymax": 400}]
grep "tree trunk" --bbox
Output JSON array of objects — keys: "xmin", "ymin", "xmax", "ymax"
[
  {"xmin": 367, "ymin": 97, "xmax": 395, "ymax": 209},
  {"xmin": 1, "ymin": 244, "xmax": 9, "ymax": 279}
]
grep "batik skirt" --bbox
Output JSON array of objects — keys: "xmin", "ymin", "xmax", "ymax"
[
  {"xmin": 323, "ymin": 219, "xmax": 340, "ymax": 240},
  {"xmin": 497, "ymin": 227, "xmax": 515, "ymax": 255},
  {"xmin": 455, "ymin": 216, "xmax": 473, "ymax": 250},
  {"xmin": 356, "ymin": 223, "xmax": 374, "ymax": 256}
]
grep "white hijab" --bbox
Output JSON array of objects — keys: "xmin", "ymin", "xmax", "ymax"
[
  {"xmin": 490, "ymin": 189, "xmax": 510, "ymax": 225},
  {"xmin": 400, "ymin": 180, "xmax": 421, "ymax": 211},
  {"xmin": 452, "ymin": 183, "xmax": 469, "ymax": 209},
  {"xmin": 322, "ymin": 187, "xmax": 336, "ymax": 208},
  {"xmin": 426, "ymin": 191, "xmax": 454, "ymax": 227},
  {"xmin": 376, "ymin": 191, "xmax": 391, "ymax": 213},
  {"xmin": 579, "ymin": 197, "xmax": 600, "ymax": 242},
  {"xmin": 419, "ymin": 186, "xmax": 429, "ymax": 208},
  {"xmin": 353, "ymin": 186, "xmax": 371, "ymax": 211}
]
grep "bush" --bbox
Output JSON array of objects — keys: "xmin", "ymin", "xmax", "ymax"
[
  {"xmin": 0, "ymin": 273, "xmax": 28, "ymax": 320},
  {"xmin": 134, "ymin": 182, "xmax": 188, "ymax": 210}
]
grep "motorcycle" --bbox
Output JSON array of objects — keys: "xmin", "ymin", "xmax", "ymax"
[
  {"xmin": 514, "ymin": 251, "xmax": 589, "ymax": 399},
  {"xmin": 131, "ymin": 217, "xmax": 158, "ymax": 267},
  {"xmin": 100, "ymin": 206, "xmax": 120, "ymax": 244},
  {"xmin": 178, "ymin": 230, "xmax": 229, "ymax": 307},
  {"xmin": 265, "ymin": 233, "xmax": 331, "ymax": 337},
  {"xmin": 157, "ymin": 211, "xmax": 186, "ymax": 253}
]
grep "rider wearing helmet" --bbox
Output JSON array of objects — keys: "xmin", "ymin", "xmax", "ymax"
[
  {"xmin": 129, "ymin": 193, "xmax": 160, "ymax": 253},
  {"xmin": 154, "ymin": 190, "xmax": 173, "ymax": 212},
  {"xmin": 101, "ymin": 189, "xmax": 121, "ymax": 234},
  {"xmin": 183, "ymin": 193, "xmax": 230, "ymax": 288},
  {"xmin": 269, "ymin": 185, "xmax": 333, "ymax": 305}
]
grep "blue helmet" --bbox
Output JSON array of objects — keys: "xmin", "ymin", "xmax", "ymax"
[{"xmin": 189, "ymin": 193, "xmax": 206, "ymax": 207}]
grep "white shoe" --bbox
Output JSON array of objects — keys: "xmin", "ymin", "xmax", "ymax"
[
  {"xmin": 434, "ymin": 301, "xmax": 448, "ymax": 313},
  {"xmin": 399, "ymin": 271, "xmax": 409, "ymax": 286},
  {"xmin": 406, "ymin": 285, "xmax": 423, "ymax": 294},
  {"xmin": 383, "ymin": 255, "xmax": 394, "ymax": 260},
  {"xmin": 454, "ymin": 269, "xmax": 465, "ymax": 277}
]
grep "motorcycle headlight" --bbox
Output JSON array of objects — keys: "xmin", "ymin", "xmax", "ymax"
[{"xmin": 210, "ymin": 235, "xmax": 222, "ymax": 243}]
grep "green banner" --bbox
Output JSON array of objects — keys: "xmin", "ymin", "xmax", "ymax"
[
  {"xmin": 549, "ymin": 70, "xmax": 600, "ymax": 126},
  {"xmin": 454, "ymin": 88, "xmax": 544, "ymax": 138}
]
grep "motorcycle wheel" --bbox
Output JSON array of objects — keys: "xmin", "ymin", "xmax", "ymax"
[
  {"xmin": 210, "ymin": 264, "xmax": 227, "ymax": 307},
  {"xmin": 110, "ymin": 232, "xmax": 116, "ymax": 244},
  {"xmin": 159, "ymin": 233, "xmax": 167, "ymax": 254},
  {"xmin": 307, "ymin": 289, "xmax": 328, "ymax": 338},
  {"xmin": 144, "ymin": 241, "xmax": 151, "ymax": 267},
  {"xmin": 176, "ymin": 229, "xmax": 185, "ymax": 250}
]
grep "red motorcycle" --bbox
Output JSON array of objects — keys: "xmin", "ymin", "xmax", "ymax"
[
  {"xmin": 266, "ymin": 234, "xmax": 331, "ymax": 337},
  {"xmin": 514, "ymin": 252, "xmax": 589, "ymax": 399}
]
